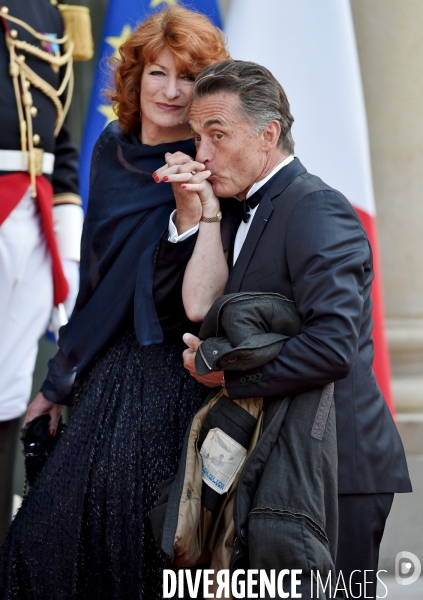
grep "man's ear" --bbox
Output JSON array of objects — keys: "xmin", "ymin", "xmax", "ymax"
[{"xmin": 262, "ymin": 120, "xmax": 281, "ymax": 149}]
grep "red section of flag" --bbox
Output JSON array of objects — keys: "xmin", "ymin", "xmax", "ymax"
[
  {"xmin": 0, "ymin": 173, "xmax": 69, "ymax": 305},
  {"xmin": 354, "ymin": 206, "xmax": 395, "ymax": 416}
]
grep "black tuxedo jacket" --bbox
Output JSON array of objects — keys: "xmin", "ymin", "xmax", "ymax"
[{"xmin": 154, "ymin": 158, "xmax": 411, "ymax": 495}]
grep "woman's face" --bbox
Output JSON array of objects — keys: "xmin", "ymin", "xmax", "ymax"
[{"xmin": 140, "ymin": 46, "xmax": 195, "ymax": 145}]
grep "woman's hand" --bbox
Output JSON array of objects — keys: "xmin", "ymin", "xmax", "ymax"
[
  {"xmin": 23, "ymin": 392, "xmax": 64, "ymax": 437},
  {"xmin": 154, "ymin": 152, "xmax": 220, "ymax": 233},
  {"xmin": 154, "ymin": 151, "xmax": 204, "ymax": 182}
]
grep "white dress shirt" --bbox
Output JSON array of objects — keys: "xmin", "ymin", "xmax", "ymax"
[
  {"xmin": 232, "ymin": 155, "xmax": 294, "ymax": 264},
  {"xmin": 168, "ymin": 155, "xmax": 294, "ymax": 263},
  {"xmin": 168, "ymin": 209, "xmax": 199, "ymax": 243}
]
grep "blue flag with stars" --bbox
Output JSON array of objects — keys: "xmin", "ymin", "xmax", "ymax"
[{"xmin": 79, "ymin": 0, "xmax": 223, "ymax": 209}]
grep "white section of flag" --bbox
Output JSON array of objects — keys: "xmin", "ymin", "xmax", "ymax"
[{"xmin": 224, "ymin": 0, "xmax": 376, "ymax": 217}]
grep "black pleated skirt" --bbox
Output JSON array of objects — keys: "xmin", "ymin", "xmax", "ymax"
[{"xmin": 0, "ymin": 330, "xmax": 203, "ymax": 599}]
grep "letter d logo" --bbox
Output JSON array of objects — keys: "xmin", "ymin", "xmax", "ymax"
[{"xmin": 395, "ymin": 551, "xmax": 421, "ymax": 586}]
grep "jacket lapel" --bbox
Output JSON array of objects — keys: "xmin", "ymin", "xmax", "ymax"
[
  {"xmin": 226, "ymin": 197, "xmax": 273, "ymax": 293},
  {"xmin": 226, "ymin": 158, "xmax": 307, "ymax": 293}
]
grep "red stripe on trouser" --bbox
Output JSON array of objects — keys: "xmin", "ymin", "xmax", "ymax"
[{"xmin": 0, "ymin": 173, "xmax": 69, "ymax": 305}]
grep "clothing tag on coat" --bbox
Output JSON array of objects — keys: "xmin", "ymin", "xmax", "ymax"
[{"xmin": 200, "ymin": 428, "xmax": 247, "ymax": 494}]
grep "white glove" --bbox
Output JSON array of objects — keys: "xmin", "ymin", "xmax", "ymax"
[
  {"xmin": 47, "ymin": 260, "xmax": 80, "ymax": 342},
  {"xmin": 53, "ymin": 204, "xmax": 84, "ymax": 262},
  {"xmin": 48, "ymin": 303, "xmax": 68, "ymax": 342}
]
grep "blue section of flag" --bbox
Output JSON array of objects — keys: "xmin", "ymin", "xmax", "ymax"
[{"xmin": 79, "ymin": 0, "xmax": 223, "ymax": 210}]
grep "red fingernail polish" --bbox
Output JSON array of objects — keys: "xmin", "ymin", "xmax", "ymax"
[
  {"xmin": 49, "ymin": 429, "xmax": 55, "ymax": 437},
  {"xmin": 181, "ymin": 184, "xmax": 187, "ymax": 189},
  {"xmin": 152, "ymin": 172, "xmax": 157, "ymax": 177},
  {"xmin": 153, "ymin": 176, "xmax": 159, "ymax": 182},
  {"xmin": 163, "ymin": 176, "xmax": 168, "ymax": 181}
]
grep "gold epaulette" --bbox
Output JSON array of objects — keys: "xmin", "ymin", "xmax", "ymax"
[
  {"xmin": 58, "ymin": 5, "xmax": 94, "ymax": 62},
  {"xmin": 51, "ymin": 0, "xmax": 95, "ymax": 62}
]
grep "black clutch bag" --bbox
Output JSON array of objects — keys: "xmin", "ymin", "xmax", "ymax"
[{"xmin": 20, "ymin": 414, "xmax": 65, "ymax": 489}]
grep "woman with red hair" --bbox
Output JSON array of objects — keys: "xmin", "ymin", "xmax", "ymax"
[{"xmin": 0, "ymin": 7, "xmax": 228, "ymax": 599}]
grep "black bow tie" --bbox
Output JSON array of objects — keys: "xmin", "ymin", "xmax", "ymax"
[{"xmin": 240, "ymin": 174, "xmax": 277, "ymax": 223}]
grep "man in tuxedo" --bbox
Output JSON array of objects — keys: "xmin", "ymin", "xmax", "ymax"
[{"xmin": 154, "ymin": 60, "xmax": 411, "ymax": 598}]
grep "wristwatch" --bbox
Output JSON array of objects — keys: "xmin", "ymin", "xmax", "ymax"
[{"xmin": 200, "ymin": 210, "xmax": 222, "ymax": 223}]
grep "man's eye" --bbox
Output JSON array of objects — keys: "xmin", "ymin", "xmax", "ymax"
[
  {"xmin": 193, "ymin": 136, "xmax": 201, "ymax": 144},
  {"xmin": 214, "ymin": 133, "xmax": 223, "ymax": 140}
]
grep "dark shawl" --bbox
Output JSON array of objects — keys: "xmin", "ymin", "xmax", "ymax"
[{"xmin": 41, "ymin": 121, "xmax": 195, "ymax": 404}]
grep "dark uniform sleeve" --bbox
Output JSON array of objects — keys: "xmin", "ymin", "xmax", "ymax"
[
  {"xmin": 52, "ymin": 119, "xmax": 80, "ymax": 198},
  {"xmin": 50, "ymin": 2, "xmax": 80, "ymax": 202}
]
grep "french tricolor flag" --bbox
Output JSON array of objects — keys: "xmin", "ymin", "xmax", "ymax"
[{"xmin": 225, "ymin": 0, "xmax": 394, "ymax": 413}]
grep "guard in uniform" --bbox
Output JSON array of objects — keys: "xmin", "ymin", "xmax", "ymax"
[{"xmin": 0, "ymin": 0, "xmax": 90, "ymax": 541}]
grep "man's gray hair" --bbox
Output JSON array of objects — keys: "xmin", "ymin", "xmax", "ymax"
[{"xmin": 193, "ymin": 60, "xmax": 295, "ymax": 154}]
